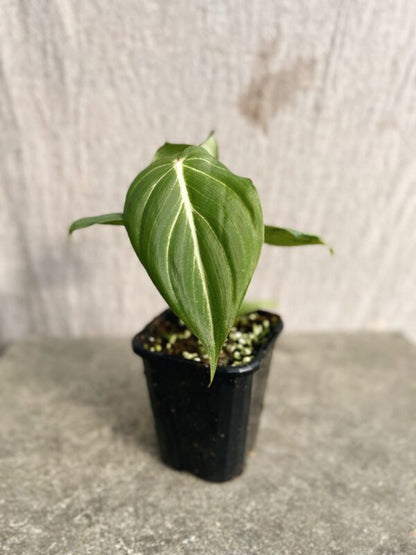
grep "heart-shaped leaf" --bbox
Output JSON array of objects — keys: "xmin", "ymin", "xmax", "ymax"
[{"xmin": 123, "ymin": 145, "xmax": 263, "ymax": 382}]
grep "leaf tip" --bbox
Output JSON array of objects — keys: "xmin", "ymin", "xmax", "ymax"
[{"xmin": 208, "ymin": 360, "xmax": 217, "ymax": 387}]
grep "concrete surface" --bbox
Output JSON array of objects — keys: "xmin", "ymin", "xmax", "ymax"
[{"xmin": 1, "ymin": 333, "xmax": 416, "ymax": 554}]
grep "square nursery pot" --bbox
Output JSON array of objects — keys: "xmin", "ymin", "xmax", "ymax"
[{"xmin": 132, "ymin": 309, "xmax": 283, "ymax": 482}]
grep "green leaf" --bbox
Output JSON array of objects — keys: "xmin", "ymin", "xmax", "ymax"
[
  {"xmin": 69, "ymin": 213, "xmax": 124, "ymax": 234},
  {"xmin": 237, "ymin": 299, "xmax": 278, "ymax": 316},
  {"xmin": 200, "ymin": 131, "xmax": 218, "ymax": 159},
  {"xmin": 123, "ymin": 146, "xmax": 263, "ymax": 383},
  {"xmin": 152, "ymin": 143, "xmax": 191, "ymax": 162},
  {"xmin": 264, "ymin": 225, "xmax": 333, "ymax": 253},
  {"xmin": 152, "ymin": 131, "xmax": 219, "ymax": 162}
]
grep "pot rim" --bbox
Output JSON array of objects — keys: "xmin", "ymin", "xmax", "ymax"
[{"xmin": 132, "ymin": 308, "xmax": 283, "ymax": 377}]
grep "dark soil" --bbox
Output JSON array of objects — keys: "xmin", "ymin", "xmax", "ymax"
[{"xmin": 140, "ymin": 310, "xmax": 279, "ymax": 367}]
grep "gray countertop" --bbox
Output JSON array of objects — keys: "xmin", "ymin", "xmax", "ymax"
[{"xmin": 1, "ymin": 333, "xmax": 416, "ymax": 555}]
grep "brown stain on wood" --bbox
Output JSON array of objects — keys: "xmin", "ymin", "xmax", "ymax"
[{"xmin": 240, "ymin": 44, "xmax": 316, "ymax": 132}]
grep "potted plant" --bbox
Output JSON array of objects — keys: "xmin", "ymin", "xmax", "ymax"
[{"xmin": 69, "ymin": 133, "xmax": 329, "ymax": 482}]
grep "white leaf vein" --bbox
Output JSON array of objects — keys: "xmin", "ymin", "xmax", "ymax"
[{"xmin": 174, "ymin": 159, "xmax": 214, "ymax": 347}]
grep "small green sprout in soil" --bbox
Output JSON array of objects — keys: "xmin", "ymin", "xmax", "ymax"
[{"xmin": 141, "ymin": 311, "xmax": 279, "ymax": 367}]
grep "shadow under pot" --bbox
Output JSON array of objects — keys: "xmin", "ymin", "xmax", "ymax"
[{"xmin": 132, "ymin": 309, "xmax": 283, "ymax": 482}]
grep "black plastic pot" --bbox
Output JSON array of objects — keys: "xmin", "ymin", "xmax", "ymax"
[{"xmin": 132, "ymin": 309, "xmax": 283, "ymax": 482}]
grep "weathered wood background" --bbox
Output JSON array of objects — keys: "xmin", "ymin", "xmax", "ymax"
[{"xmin": 1, "ymin": 1, "xmax": 415, "ymax": 345}]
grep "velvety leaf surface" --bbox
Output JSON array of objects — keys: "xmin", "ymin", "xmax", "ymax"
[{"xmin": 123, "ymin": 145, "xmax": 263, "ymax": 381}]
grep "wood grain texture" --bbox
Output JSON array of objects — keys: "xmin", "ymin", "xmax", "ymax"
[{"xmin": 1, "ymin": 0, "xmax": 416, "ymax": 344}]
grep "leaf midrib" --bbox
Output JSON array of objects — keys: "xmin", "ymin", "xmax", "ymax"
[{"xmin": 174, "ymin": 158, "xmax": 215, "ymax": 350}]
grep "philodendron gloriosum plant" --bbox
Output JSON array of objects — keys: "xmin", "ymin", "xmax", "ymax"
[{"xmin": 70, "ymin": 134, "xmax": 330, "ymax": 382}]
